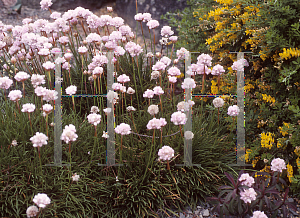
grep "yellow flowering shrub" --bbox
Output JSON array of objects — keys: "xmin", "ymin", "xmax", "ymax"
[
  {"xmin": 287, "ymin": 163, "xmax": 294, "ymax": 183},
  {"xmin": 260, "ymin": 132, "xmax": 274, "ymax": 149},
  {"xmin": 279, "ymin": 48, "xmax": 300, "ymax": 60}
]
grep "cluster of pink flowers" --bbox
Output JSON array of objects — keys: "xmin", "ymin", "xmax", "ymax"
[
  {"xmin": 213, "ymin": 97, "xmax": 224, "ymax": 108},
  {"xmin": 158, "ymin": 145, "xmax": 174, "ymax": 161},
  {"xmin": 15, "ymin": 71, "xmax": 30, "ymax": 82},
  {"xmin": 87, "ymin": 113, "xmax": 101, "ymax": 126},
  {"xmin": 147, "ymin": 118, "xmax": 167, "ymax": 130},
  {"xmin": 8, "ymin": 90, "xmax": 22, "ymax": 102},
  {"xmin": 21, "ymin": 103, "xmax": 36, "ymax": 113},
  {"xmin": 61, "ymin": 124, "xmax": 78, "ymax": 144},
  {"xmin": 238, "ymin": 173, "xmax": 255, "ymax": 187},
  {"xmin": 231, "ymin": 58, "xmax": 249, "ymax": 71},
  {"xmin": 30, "ymin": 132, "xmax": 48, "ymax": 147},
  {"xmin": 181, "ymin": 78, "xmax": 196, "ymax": 89},
  {"xmin": 171, "ymin": 111, "xmax": 187, "ymax": 125},
  {"xmin": 271, "ymin": 158, "xmax": 286, "ymax": 173},
  {"xmin": 227, "ymin": 105, "xmax": 240, "ymax": 116},
  {"xmin": 240, "ymin": 188, "xmax": 257, "ymax": 204},
  {"xmin": 65, "ymin": 85, "xmax": 77, "ymax": 95},
  {"xmin": 125, "ymin": 42, "xmax": 143, "ymax": 57},
  {"xmin": 251, "ymin": 211, "xmax": 268, "ymax": 218},
  {"xmin": 0, "ymin": 77, "xmax": 13, "ymax": 89},
  {"xmin": 114, "ymin": 123, "xmax": 131, "ymax": 135}
]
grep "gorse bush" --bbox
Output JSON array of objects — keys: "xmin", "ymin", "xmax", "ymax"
[{"xmin": 164, "ymin": 0, "xmax": 300, "ymax": 196}]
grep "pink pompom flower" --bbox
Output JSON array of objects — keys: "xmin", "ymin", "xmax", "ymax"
[
  {"xmin": 30, "ymin": 132, "xmax": 48, "ymax": 148},
  {"xmin": 158, "ymin": 145, "xmax": 174, "ymax": 161},
  {"xmin": 240, "ymin": 188, "xmax": 257, "ymax": 204},
  {"xmin": 271, "ymin": 158, "xmax": 287, "ymax": 173},
  {"xmin": 227, "ymin": 105, "xmax": 240, "ymax": 116},
  {"xmin": 115, "ymin": 123, "xmax": 131, "ymax": 135},
  {"xmin": 33, "ymin": 193, "xmax": 51, "ymax": 208},
  {"xmin": 171, "ymin": 111, "xmax": 187, "ymax": 125}
]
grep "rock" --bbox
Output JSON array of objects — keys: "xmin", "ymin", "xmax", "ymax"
[
  {"xmin": 179, "ymin": 212, "xmax": 185, "ymax": 218},
  {"xmin": 202, "ymin": 209, "xmax": 210, "ymax": 217},
  {"xmin": 288, "ymin": 197, "xmax": 294, "ymax": 203},
  {"xmin": 115, "ymin": 0, "xmax": 187, "ymax": 40},
  {"xmin": 21, "ymin": 0, "xmax": 114, "ymax": 11}
]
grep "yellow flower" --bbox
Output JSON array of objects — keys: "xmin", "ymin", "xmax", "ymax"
[
  {"xmin": 279, "ymin": 47, "xmax": 300, "ymax": 60},
  {"xmin": 260, "ymin": 132, "xmax": 274, "ymax": 149},
  {"xmin": 294, "ymin": 146, "xmax": 300, "ymax": 156},
  {"xmin": 279, "ymin": 122, "xmax": 290, "ymax": 136},
  {"xmin": 287, "ymin": 163, "xmax": 293, "ymax": 183},
  {"xmin": 252, "ymin": 157, "xmax": 260, "ymax": 168},
  {"xmin": 297, "ymin": 157, "xmax": 300, "ymax": 170},
  {"xmin": 245, "ymin": 149, "xmax": 251, "ymax": 162}
]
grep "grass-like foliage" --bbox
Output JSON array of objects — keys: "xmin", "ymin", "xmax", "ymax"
[{"xmin": 0, "ymin": 2, "xmax": 239, "ymax": 217}]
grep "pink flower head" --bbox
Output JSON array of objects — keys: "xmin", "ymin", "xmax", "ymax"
[
  {"xmin": 40, "ymin": 0, "xmax": 53, "ymax": 10},
  {"xmin": 61, "ymin": 124, "xmax": 78, "ymax": 144},
  {"xmin": 8, "ymin": 90, "xmax": 22, "ymax": 102},
  {"xmin": 30, "ymin": 132, "xmax": 48, "ymax": 148},
  {"xmin": 78, "ymin": 46, "xmax": 88, "ymax": 54},
  {"xmin": 115, "ymin": 123, "xmax": 131, "ymax": 135},
  {"xmin": 227, "ymin": 105, "xmax": 240, "ymax": 117},
  {"xmin": 43, "ymin": 89, "xmax": 58, "ymax": 102},
  {"xmin": 176, "ymin": 47, "xmax": 188, "ymax": 60},
  {"xmin": 160, "ymin": 56, "xmax": 171, "ymax": 66},
  {"xmin": 147, "ymin": 20, "xmax": 159, "ymax": 29},
  {"xmin": 168, "ymin": 76, "xmax": 177, "ymax": 84},
  {"xmin": 171, "ymin": 111, "xmax": 187, "ymax": 125},
  {"xmin": 87, "ymin": 113, "xmax": 101, "ymax": 126},
  {"xmin": 112, "ymin": 83, "xmax": 122, "ymax": 91},
  {"xmin": 0, "ymin": 76, "xmax": 13, "ymax": 89},
  {"xmin": 117, "ymin": 74, "xmax": 130, "ymax": 83},
  {"xmin": 31, "ymin": 74, "xmax": 46, "ymax": 88},
  {"xmin": 159, "ymin": 118, "xmax": 167, "ymax": 127},
  {"xmin": 211, "ymin": 64, "xmax": 225, "ymax": 75},
  {"xmin": 181, "ymin": 78, "xmax": 196, "ymax": 89},
  {"xmin": 110, "ymin": 17, "xmax": 124, "ymax": 28},
  {"xmin": 143, "ymin": 89, "xmax": 154, "ymax": 99},
  {"xmin": 35, "ymin": 86, "xmax": 47, "ymax": 97},
  {"xmin": 86, "ymin": 33, "xmax": 102, "ymax": 43},
  {"xmin": 21, "ymin": 103, "xmax": 36, "ymax": 113},
  {"xmin": 251, "ymin": 211, "xmax": 268, "ymax": 218},
  {"xmin": 240, "ymin": 188, "xmax": 257, "ymax": 204},
  {"xmin": 147, "ymin": 105, "xmax": 159, "ymax": 116},
  {"xmin": 158, "ymin": 145, "xmax": 174, "ymax": 161},
  {"xmin": 197, "ymin": 53, "xmax": 212, "ymax": 66},
  {"xmin": 271, "ymin": 158, "xmax": 287, "ymax": 173},
  {"xmin": 169, "ymin": 36, "xmax": 178, "ymax": 42},
  {"xmin": 93, "ymin": 67, "xmax": 104, "ymax": 76},
  {"xmin": 125, "ymin": 42, "xmax": 143, "ymax": 57},
  {"xmin": 147, "ymin": 118, "xmax": 162, "ymax": 130},
  {"xmin": 26, "ymin": 205, "xmax": 39, "ymax": 217},
  {"xmin": 134, "ymin": 13, "xmax": 144, "ymax": 21},
  {"xmin": 152, "ymin": 61, "xmax": 167, "ymax": 71},
  {"xmin": 38, "ymin": 48, "xmax": 50, "ymax": 56},
  {"xmin": 42, "ymin": 61, "xmax": 55, "ymax": 71},
  {"xmin": 33, "ymin": 193, "xmax": 51, "ymax": 208},
  {"xmin": 15, "ymin": 71, "xmax": 30, "ymax": 82},
  {"xmin": 42, "ymin": 104, "xmax": 53, "ymax": 114},
  {"xmin": 86, "ymin": 14, "xmax": 101, "ymax": 29},
  {"xmin": 153, "ymin": 86, "xmax": 164, "ymax": 95},
  {"xmin": 239, "ymin": 173, "xmax": 255, "ymax": 187},
  {"xmin": 167, "ymin": 66, "xmax": 181, "ymax": 76},
  {"xmin": 161, "ymin": 26, "xmax": 174, "ymax": 37},
  {"xmin": 213, "ymin": 97, "xmax": 224, "ymax": 108},
  {"xmin": 197, "ymin": 64, "xmax": 211, "ymax": 75},
  {"xmin": 142, "ymin": 13, "xmax": 152, "ymax": 22},
  {"xmin": 231, "ymin": 58, "xmax": 249, "ymax": 71},
  {"xmin": 65, "ymin": 85, "xmax": 77, "ymax": 95}
]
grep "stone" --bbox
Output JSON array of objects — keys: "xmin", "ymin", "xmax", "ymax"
[
  {"xmin": 115, "ymin": 0, "xmax": 187, "ymax": 40},
  {"xmin": 179, "ymin": 212, "xmax": 185, "ymax": 218},
  {"xmin": 21, "ymin": 0, "xmax": 113, "ymax": 11},
  {"xmin": 202, "ymin": 209, "xmax": 210, "ymax": 217}
]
